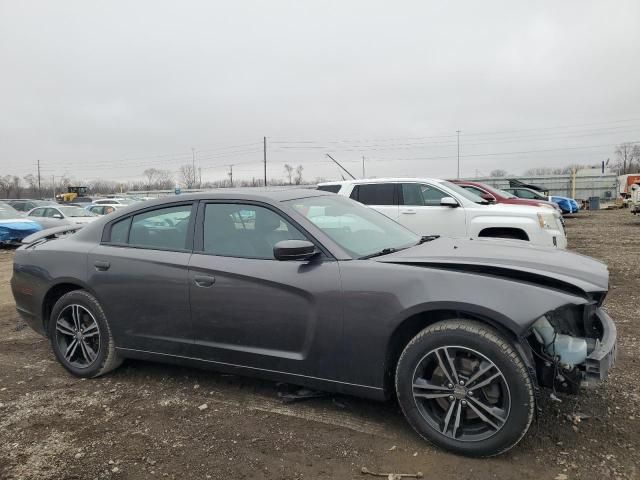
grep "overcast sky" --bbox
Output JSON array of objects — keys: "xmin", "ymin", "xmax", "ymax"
[{"xmin": 1, "ymin": 0, "xmax": 639, "ymax": 186}]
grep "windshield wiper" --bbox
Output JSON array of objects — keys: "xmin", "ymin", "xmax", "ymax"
[
  {"xmin": 418, "ymin": 235, "xmax": 440, "ymax": 244},
  {"xmin": 359, "ymin": 247, "xmax": 398, "ymax": 259}
]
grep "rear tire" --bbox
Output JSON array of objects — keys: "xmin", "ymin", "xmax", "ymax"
[
  {"xmin": 395, "ymin": 319, "xmax": 534, "ymax": 457},
  {"xmin": 48, "ymin": 290, "xmax": 122, "ymax": 378}
]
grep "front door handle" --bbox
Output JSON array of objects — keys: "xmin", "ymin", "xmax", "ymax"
[
  {"xmin": 400, "ymin": 209, "xmax": 416, "ymax": 215},
  {"xmin": 194, "ymin": 275, "xmax": 216, "ymax": 287},
  {"xmin": 94, "ymin": 261, "xmax": 110, "ymax": 271}
]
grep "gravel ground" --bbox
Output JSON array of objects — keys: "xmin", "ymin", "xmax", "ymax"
[{"xmin": 0, "ymin": 209, "xmax": 638, "ymax": 480}]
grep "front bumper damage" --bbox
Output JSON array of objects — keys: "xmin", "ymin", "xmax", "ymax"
[
  {"xmin": 583, "ymin": 308, "xmax": 617, "ymax": 386},
  {"xmin": 529, "ymin": 305, "xmax": 617, "ymax": 393}
]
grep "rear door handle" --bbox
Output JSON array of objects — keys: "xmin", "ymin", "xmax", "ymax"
[
  {"xmin": 194, "ymin": 275, "xmax": 216, "ymax": 287},
  {"xmin": 400, "ymin": 209, "xmax": 416, "ymax": 215},
  {"xmin": 94, "ymin": 261, "xmax": 110, "ymax": 271}
]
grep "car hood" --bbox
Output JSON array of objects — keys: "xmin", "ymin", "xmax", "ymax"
[
  {"xmin": 467, "ymin": 202, "xmax": 559, "ymax": 217},
  {"xmin": 375, "ymin": 236, "xmax": 608, "ymax": 295},
  {"xmin": 69, "ymin": 217, "xmax": 97, "ymax": 224}
]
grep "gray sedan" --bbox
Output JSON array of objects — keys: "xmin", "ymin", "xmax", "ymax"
[
  {"xmin": 11, "ymin": 190, "xmax": 616, "ymax": 457},
  {"xmin": 27, "ymin": 205, "xmax": 97, "ymax": 229}
]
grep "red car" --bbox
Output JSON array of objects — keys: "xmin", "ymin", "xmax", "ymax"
[{"xmin": 450, "ymin": 180, "xmax": 562, "ymax": 213}]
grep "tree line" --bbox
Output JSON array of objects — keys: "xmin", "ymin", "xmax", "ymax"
[
  {"xmin": 488, "ymin": 142, "xmax": 640, "ymax": 177},
  {"xmin": 0, "ymin": 163, "xmax": 324, "ymax": 199}
]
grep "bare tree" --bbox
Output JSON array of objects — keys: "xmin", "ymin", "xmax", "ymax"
[
  {"xmin": 156, "ymin": 169, "xmax": 174, "ymax": 189},
  {"xmin": 179, "ymin": 164, "xmax": 197, "ymax": 188},
  {"xmin": 23, "ymin": 174, "xmax": 37, "ymax": 196},
  {"xmin": 284, "ymin": 164, "xmax": 294, "ymax": 184},
  {"xmin": 294, "ymin": 165, "xmax": 304, "ymax": 185},
  {"xmin": 143, "ymin": 168, "xmax": 160, "ymax": 189},
  {"xmin": 489, "ymin": 169, "xmax": 507, "ymax": 177},
  {"xmin": 11, "ymin": 176, "xmax": 22, "ymax": 198},
  {"xmin": 0, "ymin": 175, "xmax": 12, "ymax": 198},
  {"xmin": 614, "ymin": 143, "xmax": 640, "ymax": 174}
]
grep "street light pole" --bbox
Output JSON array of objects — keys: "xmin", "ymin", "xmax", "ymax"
[{"xmin": 456, "ymin": 130, "xmax": 461, "ymax": 179}]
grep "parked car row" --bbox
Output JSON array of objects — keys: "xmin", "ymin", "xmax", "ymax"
[
  {"xmin": 0, "ymin": 197, "xmax": 144, "ymax": 245},
  {"xmin": 501, "ymin": 187, "xmax": 580, "ymax": 214},
  {"xmin": 318, "ymin": 178, "xmax": 567, "ymax": 248}
]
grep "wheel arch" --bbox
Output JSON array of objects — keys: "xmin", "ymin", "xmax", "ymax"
[
  {"xmin": 478, "ymin": 227, "xmax": 529, "ymax": 241},
  {"xmin": 383, "ymin": 304, "xmax": 535, "ymax": 398},
  {"xmin": 41, "ymin": 280, "xmax": 92, "ymax": 333}
]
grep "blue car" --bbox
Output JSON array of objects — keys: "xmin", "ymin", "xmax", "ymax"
[
  {"xmin": 0, "ymin": 206, "xmax": 42, "ymax": 246},
  {"xmin": 550, "ymin": 196, "xmax": 578, "ymax": 214}
]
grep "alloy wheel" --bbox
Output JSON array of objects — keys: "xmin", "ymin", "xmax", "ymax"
[
  {"xmin": 411, "ymin": 346, "xmax": 511, "ymax": 442},
  {"xmin": 54, "ymin": 304, "xmax": 101, "ymax": 368}
]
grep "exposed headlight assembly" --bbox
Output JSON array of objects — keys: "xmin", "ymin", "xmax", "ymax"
[{"xmin": 536, "ymin": 212, "xmax": 557, "ymax": 229}]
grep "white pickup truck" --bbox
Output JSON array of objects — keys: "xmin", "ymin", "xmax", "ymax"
[
  {"xmin": 318, "ymin": 178, "xmax": 567, "ymax": 248},
  {"xmin": 630, "ymin": 183, "xmax": 640, "ymax": 215}
]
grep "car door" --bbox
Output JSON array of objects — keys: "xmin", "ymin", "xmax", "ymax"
[
  {"xmin": 87, "ymin": 202, "xmax": 196, "ymax": 355},
  {"xmin": 397, "ymin": 182, "xmax": 467, "ymax": 237},
  {"xmin": 188, "ymin": 201, "xmax": 343, "ymax": 378},
  {"xmin": 27, "ymin": 207, "xmax": 58, "ymax": 229},
  {"xmin": 349, "ymin": 183, "xmax": 399, "ymax": 221}
]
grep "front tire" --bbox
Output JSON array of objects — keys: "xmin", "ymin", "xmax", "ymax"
[
  {"xmin": 395, "ymin": 320, "xmax": 534, "ymax": 457},
  {"xmin": 48, "ymin": 290, "xmax": 122, "ymax": 378}
]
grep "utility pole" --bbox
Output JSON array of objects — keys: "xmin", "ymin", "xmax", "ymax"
[
  {"xmin": 263, "ymin": 136, "xmax": 267, "ymax": 187},
  {"xmin": 37, "ymin": 160, "xmax": 41, "ymax": 198},
  {"xmin": 229, "ymin": 165, "xmax": 234, "ymax": 187},
  {"xmin": 456, "ymin": 130, "xmax": 461, "ymax": 179},
  {"xmin": 52, "ymin": 175, "xmax": 55, "ymax": 199},
  {"xmin": 362, "ymin": 156, "xmax": 366, "ymax": 178},
  {"xmin": 198, "ymin": 167, "xmax": 202, "ymax": 189},
  {"xmin": 191, "ymin": 148, "xmax": 196, "ymax": 188}
]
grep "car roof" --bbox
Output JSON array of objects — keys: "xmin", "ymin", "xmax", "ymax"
[
  {"xmin": 115, "ymin": 188, "xmax": 329, "ymax": 207},
  {"xmin": 317, "ymin": 178, "xmax": 448, "ymax": 186}
]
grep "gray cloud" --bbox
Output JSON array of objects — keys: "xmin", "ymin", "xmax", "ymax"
[{"xmin": 1, "ymin": 0, "xmax": 639, "ymax": 184}]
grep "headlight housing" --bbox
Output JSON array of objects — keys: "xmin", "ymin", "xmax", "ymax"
[
  {"xmin": 537, "ymin": 212, "xmax": 557, "ymax": 229},
  {"xmin": 537, "ymin": 203, "xmax": 555, "ymax": 210}
]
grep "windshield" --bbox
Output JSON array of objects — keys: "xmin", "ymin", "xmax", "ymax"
[
  {"xmin": 0, "ymin": 206, "xmax": 19, "ymax": 220},
  {"xmin": 438, "ymin": 181, "xmax": 487, "ymax": 204},
  {"xmin": 494, "ymin": 188, "xmax": 516, "ymax": 199},
  {"xmin": 59, "ymin": 206, "xmax": 95, "ymax": 217},
  {"xmin": 477, "ymin": 183, "xmax": 517, "ymax": 199},
  {"xmin": 284, "ymin": 195, "xmax": 420, "ymax": 258}
]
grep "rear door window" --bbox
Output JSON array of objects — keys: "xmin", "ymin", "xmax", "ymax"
[
  {"xmin": 129, "ymin": 205, "xmax": 192, "ymax": 250},
  {"xmin": 124, "ymin": 205, "xmax": 193, "ymax": 250},
  {"xmin": 350, "ymin": 183, "xmax": 395, "ymax": 205}
]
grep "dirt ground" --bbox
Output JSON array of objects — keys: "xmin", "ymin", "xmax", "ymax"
[{"xmin": 0, "ymin": 209, "xmax": 638, "ymax": 480}]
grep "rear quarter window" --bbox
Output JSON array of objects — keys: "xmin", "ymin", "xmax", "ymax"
[
  {"xmin": 109, "ymin": 217, "xmax": 131, "ymax": 243},
  {"xmin": 317, "ymin": 185, "xmax": 342, "ymax": 193}
]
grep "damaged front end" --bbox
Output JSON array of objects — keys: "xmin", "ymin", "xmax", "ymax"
[{"xmin": 526, "ymin": 297, "xmax": 617, "ymax": 394}]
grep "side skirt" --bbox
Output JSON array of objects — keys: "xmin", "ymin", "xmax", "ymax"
[{"xmin": 116, "ymin": 347, "xmax": 386, "ymax": 401}]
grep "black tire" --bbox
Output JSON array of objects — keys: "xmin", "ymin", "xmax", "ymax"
[
  {"xmin": 395, "ymin": 319, "xmax": 534, "ymax": 457},
  {"xmin": 48, "ymin": 290, "xmax": 122, "ymax": 378}
]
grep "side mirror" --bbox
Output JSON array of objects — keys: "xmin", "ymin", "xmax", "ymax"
[
  {"xmin": 274, "ymin": 240, "xmax": 318, "ymax": 261},
  {"xmin": 481, "ymin": 193, "xmax": 495, "ymax": 203},
  {"xmin": 53, "ymin": 214, "xmax": 63, "ymax": 219},
  {"xmin": 440, "ymin": 196, "xmax": 459, "ymax": 208}
]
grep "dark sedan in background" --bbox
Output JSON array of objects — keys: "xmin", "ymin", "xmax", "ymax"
[{"xmin": 11, "ymin": 190, "xmax": 616, "ymax": 457}]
